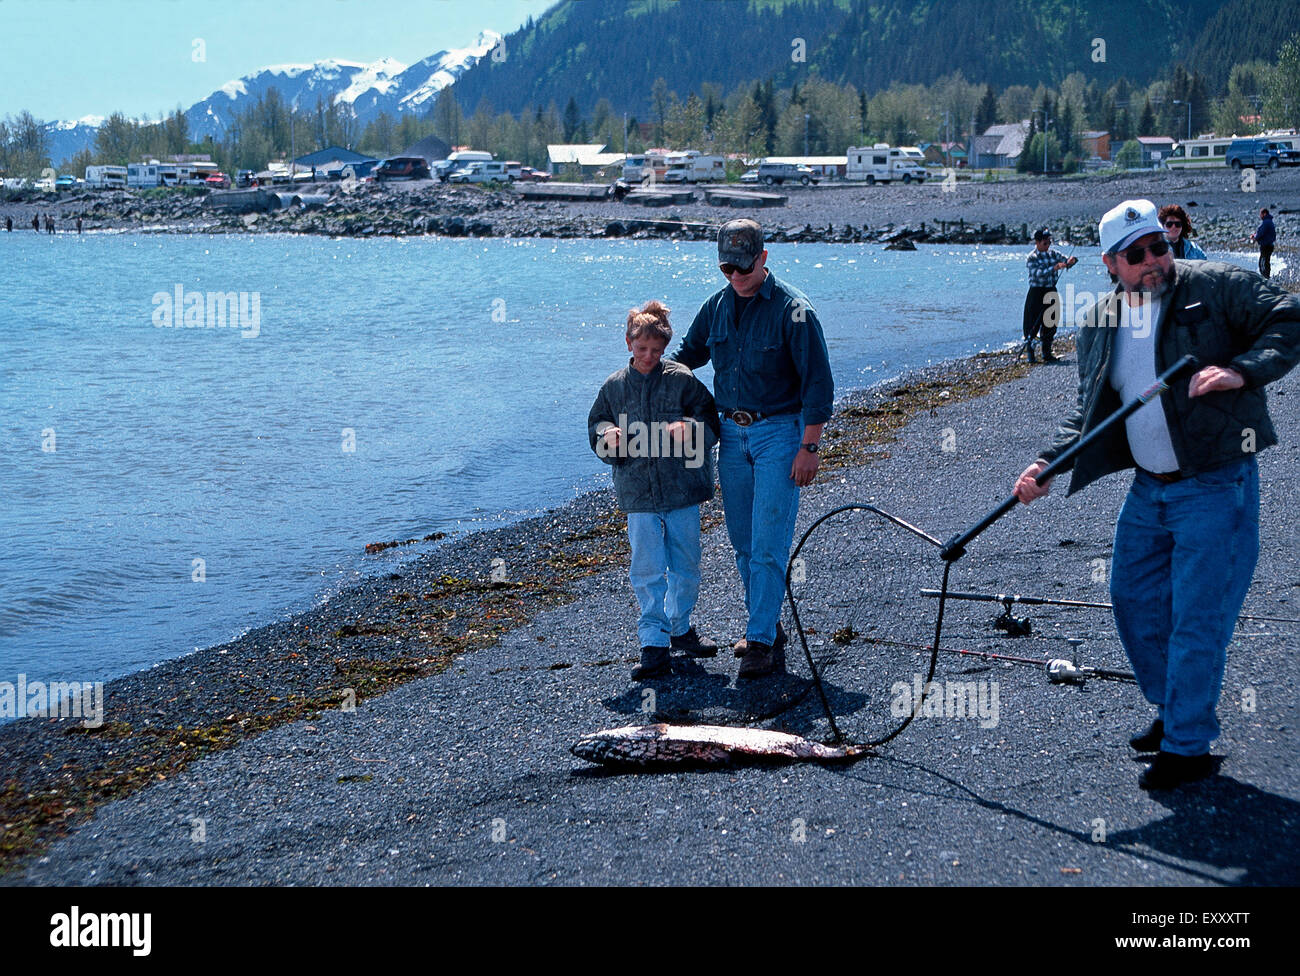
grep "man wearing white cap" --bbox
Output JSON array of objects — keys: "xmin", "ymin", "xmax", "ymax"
[{"xmin": 1012, "ymin": 199, "xmax": 1300, "ymax": 790}]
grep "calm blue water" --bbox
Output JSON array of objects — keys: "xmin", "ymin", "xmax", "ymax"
[{"xmin": 0, "ymin": 233, "xmax": 1260, "ymax": 686}]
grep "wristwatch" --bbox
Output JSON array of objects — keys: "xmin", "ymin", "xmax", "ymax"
[{"xmin": 801, "ymin": 442, "xmax": 819, "ymax": 453}]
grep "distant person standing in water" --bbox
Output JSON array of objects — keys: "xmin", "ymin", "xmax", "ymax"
[
  {"xmin": 1023, "ymin": 227, "xmax": 1077, "ymax": 363},
  {"xmin": 76, "ymin": 216, "xmax": 83, "ymax": 234},
  {"xmin": 45, "ymin": 214, "xmax": 54, "ymax": 234},
  {"xmin": 1252, "ymin": 208, "xmax": 1275, "ymax": 279},
  {"xmin": 5, "ymin": 216, "xmax": 12, "ymax": 232},
  {"xmin": 1159, "ymin": 204, "xmax": 1206, "ymax": 260},
  {"xmin": 32, "ymin": 214, "xmax": 39, "ymax": 232}
]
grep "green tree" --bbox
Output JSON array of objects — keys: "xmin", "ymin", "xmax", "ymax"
[
  {"xmin": 94, "ymin": 111, "xmax": 139, "ymax": 164},
  {"xmin": 1263, "ymin": 33, "xmax": 1300, "ymax": 129},
  {"xmin": 433, "ymin": 91, "xmax": 464, "ymax": 148},
  {"xmin": 1115, "ymin": 139, "xmax": 1142, "ymax": 169}
]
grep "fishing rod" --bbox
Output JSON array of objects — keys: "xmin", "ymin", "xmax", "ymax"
[
  {"xmin": 940, "ymin": 354, "xmax": 1199, "ymax": 561},
  {"xmin": 860, "ymin": 635, "xmax": 1136, "ymax": 684},
  {"xmin": 781, "ymin": 355, "xmax": 1199, "ymax": 747},
  {"xmin": 920, "ymin": 588, "xmax": 1300, "ymax": 625}
]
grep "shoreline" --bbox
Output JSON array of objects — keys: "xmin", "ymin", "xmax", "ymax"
[
  {"xmin": 0, "ymin": 341, "xmax": 1043, "ymax": 874},
  {"xmin": 4, "ymin": 167, "xmax": 1296, "ymax": 257}
]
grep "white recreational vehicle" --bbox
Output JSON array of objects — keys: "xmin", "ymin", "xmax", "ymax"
[
  {"xmin": 1166, "ymin": 130, "xmax": 1300, "ymax": 169},
  {"xmin": 127, "ymin": 162, "xmax": 182, "ymax": 187},
  {"xmin": 846, "ymin": 144, "xmax": 928, "ymax": 184},
  {"xmin": 85, "ymin": 165, "xmax": 128, "ymax": 189},
  {"xmin": 662, "ymin": 151, "xmax": 726, "ymax": 183}
]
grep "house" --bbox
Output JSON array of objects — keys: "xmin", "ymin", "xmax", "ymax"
[
  {"xmin": 1137, "ymin": 136, "xmax": 1176, "ymax": 167},
  {"xmin": 920, "ymin": 142, "xmax": 967, "ymax": 166},
  {"xmin": 1080, "ymin": 131, "xmax": 1111, "ymax": 161},
  {"xmin": 546, "ymin": 144, "xmax": 625, "ymax": 179},
  {"xmin": 293, "ymin": 146, "xmax": 377, "ymax": 179},
  {"xmin": 971, "ymin": 122, "xmax": 1028, "ymax": 169}
]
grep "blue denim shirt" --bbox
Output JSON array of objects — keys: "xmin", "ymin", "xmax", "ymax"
[{"xmin": 672, "ymin": 272, "xmax": 834, "ymax": 427}]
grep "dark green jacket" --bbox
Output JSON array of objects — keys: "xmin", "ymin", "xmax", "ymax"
[
  {"xmin": 1040, "ymin": 260, "xmax": 1300, "ymax": 495},
  {"xmin": 588, "ymin": 359, "xmax": 720, "ymax": 513}
]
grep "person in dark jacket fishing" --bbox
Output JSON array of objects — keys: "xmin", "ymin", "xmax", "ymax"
[
  {"xmin": 1013, "ymin": 198, "xmax": 1300, "ymax": 790},
  {"xmin": 588, "ymin": 300, "xmax": 721, "ymax": 679},
  {"xmin": 1252, "ymin": 207, "xmax": 1276, "ymax": 279}
]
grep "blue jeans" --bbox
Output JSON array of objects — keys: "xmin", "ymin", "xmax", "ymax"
[
  {"xmin": 1110, "ymin": 457, "xmax": 1259, "ymax": 756},
  {"xmin": 717, "ymin": 414, "xmax": 803, "ymax": 645},
  {"xmin": 627, "ymin": 505, "xmax": 702, "ymax": 648}
]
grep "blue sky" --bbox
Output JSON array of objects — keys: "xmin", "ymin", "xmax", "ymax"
[{"xmin": 1, "ymin": 0, "xmax": 548, "ymax": 122}]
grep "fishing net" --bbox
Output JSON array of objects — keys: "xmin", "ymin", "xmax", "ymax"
[{"xmin": 784, "ymin": 505, "xmax": 950, "ymax": 746}]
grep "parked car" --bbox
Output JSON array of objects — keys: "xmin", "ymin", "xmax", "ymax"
[
  {"xmin": 55, "ymin": 174, "xmax": 76, "ymax": 189},
  {"xmin": 341, "ymin": 160, "xmax": 379, "ymax": 182},
  {"xmin": 447, "ymin": 160, "xmax": 509, "ymax": 184},
  {"xmin": 375, "ymin": 157, "xmax": 432, "ymax": 181},
  {"xmin": 757, "ymin": 161, "xmax": 818, "ymax": 185},
  {"xmin": 518, "ymin": 166, "xmax": 551, "ymax": 182},
  {"xmin": 739, "ymin": 169, "xmax": 759, "ymax": 183},
  {"xmin": 205, "ymin": 172, "xmax": 231, "ymax": 189},
  {"xmin": 1225, "ymin": 138, "xmax": 1300, "ymax": 169},
  {"xmin": 235, "ymin": 169, "xmax": 256, "ymax": 187}
]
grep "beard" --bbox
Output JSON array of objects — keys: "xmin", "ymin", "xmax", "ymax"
[{"xmin": 1127, "ymin": 262, "xmax": 1175, "ymax": 300}]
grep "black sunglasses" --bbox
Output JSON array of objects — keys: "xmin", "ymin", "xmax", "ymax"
[
  {"xmin": 1163, "ymin": 219, "xmax": 1183, "ymax": 229},
  {"xmin": 720, "ymin": 261, "xmax": 755, "ymax": 276},
  {"xmin": 1119, "ymin": 239, "xmax": 1171, "ymax": 265}
]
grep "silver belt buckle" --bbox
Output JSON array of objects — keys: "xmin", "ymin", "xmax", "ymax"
[{"xmin": 730, "ymin": 410, "xmax": 755, "ymax": 427}]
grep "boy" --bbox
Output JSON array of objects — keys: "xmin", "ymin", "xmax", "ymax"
[{"xmin": 588, "ymin": 300, "xmax": 721, "ymax": 679}]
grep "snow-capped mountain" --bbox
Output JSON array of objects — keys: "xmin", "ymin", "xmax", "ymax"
[{"xmin": 43, "ymin": 30, "xmax": 500, "ymax": 162}]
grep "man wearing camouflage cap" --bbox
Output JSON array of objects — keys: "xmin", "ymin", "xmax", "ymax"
[{"xmin": 673, "ymin": 219, "xmax": 834, "ymax": 678}]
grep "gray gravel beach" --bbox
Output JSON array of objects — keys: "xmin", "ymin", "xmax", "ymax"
[
  {"xmin": 11, "ymin": 338, "xmax": 1299, "ymax": 886},
  {"xmin": 7, "ymin": 167, "xmax": 1299, "ymax": 254}
]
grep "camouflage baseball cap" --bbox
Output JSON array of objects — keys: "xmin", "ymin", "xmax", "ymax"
[{"xmin": 718, "ymin": 219, "xmax": 764, "ymax": 266}]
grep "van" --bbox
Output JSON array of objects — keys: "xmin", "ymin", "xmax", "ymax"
[
  {"xmin": 447, "ymin": 160, "xmax": 508, "ymax": 184},
  {"xmin": 1225, "ymin": 138, "xmax": 1300, "ymax": 169},
  {"xmin": 376, "ymin": 157, "xmax": 432, "ymax": 181}
]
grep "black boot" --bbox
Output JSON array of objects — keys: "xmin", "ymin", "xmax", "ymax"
[
  {"xmin": 632, "ymin": 646, "xmax": 671, "ymax": 680},
  {"xmin": 1129, "ymin": 718, "xmax": 1163, "ymax": 752}
]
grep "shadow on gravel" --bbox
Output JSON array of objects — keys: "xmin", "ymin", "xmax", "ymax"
[
  {"xmin": 1108, "ymin": 776, "xmax": 1300, "ymax": 886},
  {"xmin": 599, "ymin": 655, "xmax": 867, "ymax": 730},
  {"xmin": 826, "ymin": 757, "xmax": 1291, "ymax": 884}
]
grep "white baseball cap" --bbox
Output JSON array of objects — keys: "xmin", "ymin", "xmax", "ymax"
[{"xmin": 1099, "ymin": 199, "xmax": 1165, "ymax": 254}]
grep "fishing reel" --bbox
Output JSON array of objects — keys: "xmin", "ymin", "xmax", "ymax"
[{"xmin": 993, "ymin": 597, "xmax": 1032, "ymax": 637}]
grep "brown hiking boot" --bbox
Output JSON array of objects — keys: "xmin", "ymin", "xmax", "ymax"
[
  {"xmin": 631, "ymin": 646, "xmax": 671, "ymax": 680},
  {"xmin": 670, "ymin": 627, "xmax": 717, "ymax": 658},
  {"xmin": 738, "ymin": 641, "xmax": 778, "ymax": 679},
  {"xmin": 734, "ymin": 622, "xmax": 785, "ymax": 657}
]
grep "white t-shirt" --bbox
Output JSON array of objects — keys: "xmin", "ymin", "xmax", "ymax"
[{"xmin": 1110, "ymin": 297, "xmax": 1180, "ymax": 473}]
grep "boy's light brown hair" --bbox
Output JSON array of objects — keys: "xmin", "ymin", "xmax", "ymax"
[{"xmin": 626, "ymin": 300, "xmax": 672, "ymax": 344}]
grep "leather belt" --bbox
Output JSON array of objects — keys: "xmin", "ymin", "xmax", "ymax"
[
  {"xmin": 1137, "ymin": 466, "xmax": 1183, "ymax": 483},
  {"xmin": 723, "ymin": 408, "xmax": 766, "ymax": 427}
]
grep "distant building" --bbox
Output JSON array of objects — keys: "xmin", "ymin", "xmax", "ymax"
[
  {"xmin": 1136, "ymin": 136, "xmax": 1176, "ymax": 167},
  {"xmin": 971, "ymin": 122, "xmax": 1028, "ymax": 169},
  {"xmin": 293, "ymin": 146, "xmax": 377, "ymax": 178},
  {"xmin": 1080, "ymin": 131, "xmax": 1111, "ymax": 161},
  {"xmin": 546, "ymin": 144, "xmax": 625, "ymax": 179},
  {"xmin": 920, "ymin": 142, "xmax": 966, "ymax": 166}
]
